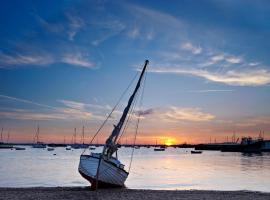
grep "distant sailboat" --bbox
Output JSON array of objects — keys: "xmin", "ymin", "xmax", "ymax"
[
  {"xmin": 0, "ymin": 128, "xmax": 13, "ymax": 149},
  {"xmin": 32, "ymin": 126, "xmax": 46, "ymax": 148},
  {"xmin": 78, "ymin": 60, "xmax": 149, "ymax": 188},
  {"xmin": 79, "ymin": 126, "xmax": 89, "ymax": 148},
  {"xmin": 154, "ymin": 139, "xmax": 165, "ymax": 151},
  {"xmin": 71, "ymin": 128, "xmax": 80, "ymax": 149}
]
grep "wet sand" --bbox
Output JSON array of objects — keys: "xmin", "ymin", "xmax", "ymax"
[{"xmin": 0, "ymin": 187, "xmax": 270, "ymax": 200}]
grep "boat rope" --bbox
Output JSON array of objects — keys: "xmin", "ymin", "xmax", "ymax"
[
  {"xmin": 128, "ymin": 69, "xmax": 147, "ymax": 173},
  {"xmin": 81, "ymin": 71, "xmax": 139, "ymax": 155}
]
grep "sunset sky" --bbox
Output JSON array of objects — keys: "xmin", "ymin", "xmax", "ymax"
[{"xmin": 1, "ymin": 0, "xmax": 270, "ymax": 144}]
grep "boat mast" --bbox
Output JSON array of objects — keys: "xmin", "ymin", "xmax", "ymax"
[
  {"xmin": 82, "ymin": 126, "xmax": 85, "ymax": 144},
  {"xmin": 104, "ymin": 60, "xmax": 149, "ymax": 157},
  {"xmin": 0, "ymin": 128, "xmax": 3, "ymax": 143},
  {"xmin": 36, "ymin": 125, "xmax": 40, "ymax": 143}
]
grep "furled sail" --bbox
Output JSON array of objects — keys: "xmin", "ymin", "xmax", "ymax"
[{"xmin": 104, "ymin": 60, "xmax": 149, "ymax": 157}]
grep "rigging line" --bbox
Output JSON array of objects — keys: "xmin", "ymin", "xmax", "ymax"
[
  {"xmin": 128, "ymin": 68, "xmax": 147, "ymax": 172},
  {"xmin": 116, "ymin": 68, "xmax": 146, "ymax": 145},
  {"xmin": 81, "ymin": 71, "xmax": 139, "ymax": 155}
]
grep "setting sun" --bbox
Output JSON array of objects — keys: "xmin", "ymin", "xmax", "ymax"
[{"xmin": 164, "ymin": 138, "xmax": 176, "ymax": 146}]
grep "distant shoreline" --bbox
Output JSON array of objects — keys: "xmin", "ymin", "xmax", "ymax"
[{"xmin": 0, "ymin": 187, "xmax": 269, "ymax": 200}]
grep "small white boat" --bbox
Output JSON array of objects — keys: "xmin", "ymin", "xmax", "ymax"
[
  {"xmin": 154, "ymin": 147, "xmax": 165, "ymax": 151},
  {"xmin": 78, "ymin": 60, "xmax": 149, "ymax": 188},
  {"xmin": 89, "ymin": 146, "xmax": 96, "ymax": 150},
  {"xmin": 66, "ymin": 146, "xmax": 72, "ymax": 150}
]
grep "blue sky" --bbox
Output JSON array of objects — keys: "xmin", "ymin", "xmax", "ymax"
[{"xmin": 0, "ymin": 0, "xmax": 270, "ymax": 143}]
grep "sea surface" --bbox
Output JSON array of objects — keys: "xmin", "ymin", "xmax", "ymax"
[{"xmin": 1, "ymin": 146, "xmax": 270, "ymax": 192}]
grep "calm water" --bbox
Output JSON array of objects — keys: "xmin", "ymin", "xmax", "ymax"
[{"xmin": 1, "ymin": 146, "xmax": 270, "ymax": 192}]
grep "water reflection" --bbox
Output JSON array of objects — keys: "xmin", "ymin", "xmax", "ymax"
[{"xmin": 0, "ymin": 147, "xmax": 270, "ymax": 191}]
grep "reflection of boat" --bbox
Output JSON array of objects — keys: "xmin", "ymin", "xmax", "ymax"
[
  {"xmin": 47, "ymin": 147, "xmax": 54, "ymax": 151},
  {"xmin": 15, "ymin": 147, "xmax": 26, "ymax": 150},
  {"xmin": 79, "ymin": 60, "xmax": 149, "ymax": 189},
  {"xmin": 32, "ymin": 126, "xmax": 46, "ymax": 148},
  {"xmin": 191, "ymin": 150, "xmax": 202, "ymax": 154}
]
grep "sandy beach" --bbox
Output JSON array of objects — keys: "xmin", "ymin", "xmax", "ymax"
[{"xmin": 0, "ymin": 187, "xmax": 269, "ymax": 200}]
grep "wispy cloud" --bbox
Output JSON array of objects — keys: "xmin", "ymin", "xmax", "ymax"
[
  {"xmin": 0, "ymin": 95, "xmax": 112, "ymax": 121},
  {"xmin": 0, "ymin": 95, "xmax": 56, "ymax": 109},
  {"xmin": 150, "ymin": 67, "xmax": 270, "ymax": 86},
  {"xmin": 130, "ymin": 4, "xmax": 183, "ymax": 29},
  {"xmin": 62, "ymin": 53, "xmax": 94, "ymax": 68},
  {"xmin": 66, "ymin": 13, "xmax": 85, "ymax": 41},
  {"xmin": 163, "ymin": 107, "xmax": 215, "ymax": 122},
  {"xmin": 189, "ymin": 89, "xmax": 234, "ymax": 93},
  {"xmin": 0, "ymin": 52, "xmax": 53, "ymax": 67},
  {"xmin": 226, "ymin": 56, "xmax": 242, "ymax": 64},
  {"xmin": 181, "ymin": 42, "xmax": 202, "ymax": 55},
  {"xmin": 134, "ymin": 106, "xmax": 215, "ymax": 122},
  {"xmin": 58, "ymin": 99, "xmax": 111, "ymax": 110},
  {"xmin": 128, "ymin": 26, "xmax": 140, "ymax": 39}
]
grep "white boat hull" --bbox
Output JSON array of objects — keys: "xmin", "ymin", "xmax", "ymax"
[{"xmin": 78, "ymin": 155, "xmax": 128, "ymax": 188}]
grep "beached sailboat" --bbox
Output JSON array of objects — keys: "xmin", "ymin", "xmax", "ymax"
[{"xmin": 78, "ymin": 60, "xmax": 149, "ymax": 188}]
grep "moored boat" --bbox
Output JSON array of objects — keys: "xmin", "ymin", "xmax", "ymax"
[
  {"xmin": 32, "ymin": 126, "xmax": 46, "ymax": 148},
  {"xmin": 191, "ymin": 150, "xmax": 202, "ymax": 154}
]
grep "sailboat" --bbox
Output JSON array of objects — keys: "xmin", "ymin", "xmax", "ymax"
[
  {"xmin": 32, "ymin": 126, "xmax": 46, "ymax": 148},
  {"xmin": 0, "ymin": 128, "xmax": 13, "ymax": 149},
  {"xmin": 154, "ymin": 139, "xmax": 165, "ymax": 151},
  {"xmin": 78, "ymin": 60, "xmax": 149, "ymax": 188}
]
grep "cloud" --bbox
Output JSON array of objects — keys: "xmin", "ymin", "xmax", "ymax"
[
  {"xmin": 133, "ymin": 106, "xmax": 215, "ymax": 122},
  {"xmin": 0, "ymin": 95, "xmax": 113, "ymax": 121},
  {"xmin": 135, "ymin": 108, "xmax": 154, "ymax": 116},
  {"xmin": 128, "ymin": 27, "xmax": 140, "ymax": 39},
  {"xmin": 189, "ymin": 89, "xmax": 234, "ymax": 93},
  {"xmin": 150, "ymin": 67, "xmax": 270, "ymax": 86},
  {"xmin": 209, "ymin": 54, "xmax": 242, "ymax": 64},
  {"xmin": 62, "ymin": 53, "xmax": 94, "ymax": 68},
  {"xmin": 0, "ymin": 108, "xmax": 92, "ymax": 121},
  {"xmin": 35, "ymin": 15, "xmax": 64, "ymax": 34},
  {"xmin": 181, "ymin": 42, "xmax": 202, "ymax": 55},
  {"xmin": 249, "ymin": 62, "xmax": 260, "ymax": 66},
  {"xmin": 91, "ymin": 19, "xmax": 126, "ymax": 46},
  {"xmin": 0, "ymin": 95, "xmax": 56, "ymax": 109},
  {"xmin": 58, "ymin": 99, "xmax": 111, "ymax": 110},
  {"xmin": 225, "ymin": 56, "xmax": 242, "ymax": 64},
  {"xmin": 211, "ymin": 54, "xmax": 225, "ymax": 62},
  {"xmin": 130, "ymin": 4, "xmax": 183, "ymax": 29},
  {"xmin": 66, "ymin": 13, "xmax": 85, "ymax": 41},
  {"xmin": 0, "ymin": 52, "xmax": 53, "ymax": 67},
  {"xmin": 58, "ymin": 99, "xmax": 85, "ymax": 110},
  {"xmin": 163, "ymin": 107, "xmax": 215, "ymax": 122}
]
